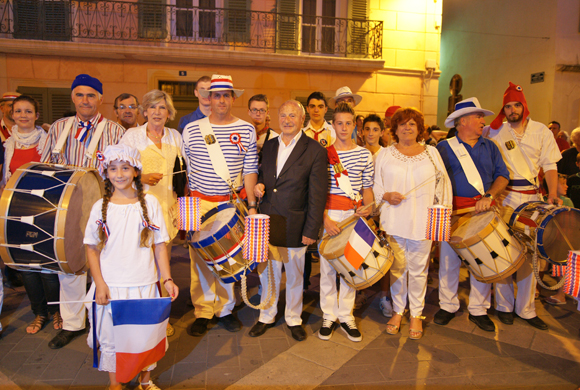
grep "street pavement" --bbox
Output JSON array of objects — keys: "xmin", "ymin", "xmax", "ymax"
[{"xmin": 1, "ymin": 244, "xmax": 579, "ymax": 390}]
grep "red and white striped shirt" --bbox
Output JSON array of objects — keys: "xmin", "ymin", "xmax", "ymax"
[{"xmin": 40, "ymin": 114, "xmax": 125, "ymax": 168}]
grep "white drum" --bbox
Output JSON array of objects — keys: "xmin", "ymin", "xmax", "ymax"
[{"xmin": 449, "ymin": 210, "xmax": 526, "ymax": 283}]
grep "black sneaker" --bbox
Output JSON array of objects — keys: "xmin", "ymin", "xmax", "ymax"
[
  {"xmin": 340, "ymin": 320, "xmax": 362, "ymax": 342},
  {"xmin": 318, "ymin": 319, "xmax": 336, "ymax": 341}
]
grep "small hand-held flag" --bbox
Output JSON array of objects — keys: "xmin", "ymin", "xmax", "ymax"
[{"xmin": 344, "ymin": 218, "xmax": 375, "ymax": 270}]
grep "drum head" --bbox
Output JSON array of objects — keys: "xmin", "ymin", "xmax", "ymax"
[
  {"xmin": 452, "ymin": 211, "xmax": 495, "ymax": 241},
  {"xmin": 320, "ymin": 218, "xmax": 357, "ymax": 259},
  {"xmin": 540, "ymin": 208, "xmax": 580, "ymax": 264},
  {"xmin": 191, "ymin": 206, "xmax": 237, "ymax": 244},
  {"xmin": 61, "ymin": 170, "xmax": 103, "ymax": 273}
]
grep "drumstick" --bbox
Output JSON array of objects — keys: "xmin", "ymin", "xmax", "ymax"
[
  {"xmin": 163, "ymin": 170, "xmax": 187, "ymax": 177},
  {"xmin": 320, "ymin": 201, "xmax": 375, "ymax": 241},
  {"xmin": 47, "ymin": 296, "xmax": 171, "ymax": 305}
]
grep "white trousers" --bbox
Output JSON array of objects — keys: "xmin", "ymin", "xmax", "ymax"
[
  {"xmin": 438, "ymin": 241, "xmax": 492, "ymax": 316},
  {"xmin": 189, "ymin": 198, "xmax": 235, "ymax": 320},
  {"xmin": 59, "ymin": 273, "xmax": 87, "ymax": 331},
  {"xmin": 388, "ymin": 236, "xmax": 432, "ymax": 317},
  {"xmin": 319, "ymin": 209, "xmax": 356, "ymax": 323},
  {"xmin": 257, "ymin": 246, "xmax": 307, "ymax": 326},
  {"xmin": 495, "ymin": 191, "xmax": 540, "ymax": 319}
]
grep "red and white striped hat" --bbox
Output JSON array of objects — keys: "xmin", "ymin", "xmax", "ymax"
[
  {"xmin": 199, "ymin": 74, "xmax": 244, "ymax": 98},
  {"xmin": 0, "ymin": 92, "xmax": 21, "ymax": 102}
]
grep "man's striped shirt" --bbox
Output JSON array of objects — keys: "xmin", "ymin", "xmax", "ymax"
[
  {"xmin": 182, "ymin": 118, "xmax": 258, "ymax": 196},
  {"xmin": 328, "ymin": 146, "xmax": 374, "ymax": 197}
]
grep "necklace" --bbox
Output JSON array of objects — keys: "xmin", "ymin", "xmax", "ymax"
[{"xmin": 147, "ymin": 128, "xmax": 164, "ymax": 141}]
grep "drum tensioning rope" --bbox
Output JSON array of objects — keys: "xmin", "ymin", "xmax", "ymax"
[
  {"xmin": 532, "ymin": 234, "xmax": 566, "ymax": 291},
  {"xmin": 240, "ymin": 256, "xmax": 276, "ymax": 310}
]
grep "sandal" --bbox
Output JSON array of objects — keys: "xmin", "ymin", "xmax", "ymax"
[
  {"xmin": 409, "ymin": 315, "xmax": 425, "ymax": 340},
  {"xmin": 166, "ymin": 322, "xmax": 175, "ymax": 337},
  {"xmin": 53, "ymin": 312, "xmax": 63, "ymax": 330},
  {"xmin": 26, "ymin": 315, "xmax": 48, "ymax": 334},
  {"xmin": 386, "ymin": 312, "xmax": 403, "ymax": 335},
  {"xmin": 545, "ymin": 296, "xmax": 566, "ymax": 306}
]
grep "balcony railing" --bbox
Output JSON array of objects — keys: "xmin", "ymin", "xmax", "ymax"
[{"xmin": 0, "ymin": 0, "xmax": 383, "ymax": 59}]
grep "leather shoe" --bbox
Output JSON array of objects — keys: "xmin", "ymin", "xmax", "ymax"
[
  {"xmin": 497, "ymin": 311, "xmax": 514, "ymax": 325},
  {"xmin": 188, "ymin": 317, "xmax": 211, "ymax": 337},
  {"xmin": 433, "ymin": 308, "xmax": 455, "ymax": 325},
  {"xmin": 288, "ymin": 325, "xmax": 306, "ymax": 341},
  {"xmin": 249, "ymin": 321, "xmax": 273, "ymax": 337},
  {"xmin": 517, "ymin": 315, "xmax": 548, "ymax": 330},
  {"xmin": 219, "ymin": 314, "xmax": 242, "ymax": 332},
  {"xmin": 48, "ymin": 329, "xmax": 86, "ymax": 349},
  {"xmin": 469, "ymin": 314, "xmax": 495, "ymax": 332}
]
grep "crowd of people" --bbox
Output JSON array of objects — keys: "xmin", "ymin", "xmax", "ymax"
[{"xmin": 0, "ymin": 72, "xmax": 576, "ymax": 389}]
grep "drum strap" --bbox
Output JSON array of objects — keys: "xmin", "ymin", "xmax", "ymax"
[
  {"xmin": 52, "ymin": 116, "xmax": 108, "ymax": 164},
  {"xmin": 198, "ymin": 117, "xmax": 242, "ymax": 190},
  {"xmin": 494, "ymin": 125, "xmax": 538, "ymax": 186},
  {"xmin": 448, "ymin": 137, "xmax": 485, "ymax": 196}
]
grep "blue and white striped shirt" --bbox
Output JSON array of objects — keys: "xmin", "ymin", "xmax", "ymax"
[
  {"xmin": 183, "ymin": 118, "xmax": 258, "ymax": 196},
  {"xmin": 328, "ymin": 146, "xmax": 374, "ymax": 197}
]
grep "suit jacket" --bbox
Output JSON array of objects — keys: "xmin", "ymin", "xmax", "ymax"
[{"xmin": 258, "ymin": 132, "xmax": 328, "ymax": 248}]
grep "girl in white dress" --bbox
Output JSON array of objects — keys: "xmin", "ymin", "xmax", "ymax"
[{"xmin": 84, "ymin": 144, "xmax": 178, "ymax": 390}]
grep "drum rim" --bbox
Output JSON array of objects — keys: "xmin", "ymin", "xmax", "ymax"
[
  {"xmin": 319, "ymin": 217, "xmax": 362, "ymax": 260},
  {"xmin": 190, "ymin": 203, "xmax": 242, "ymax": 248},
  {"xmin": 450, "ymin": 211, "xmax": 501, "ymax": 248}
]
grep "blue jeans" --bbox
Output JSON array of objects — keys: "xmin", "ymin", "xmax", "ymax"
[{"xmin": 21, "ymin": 271, "xmax": 60, "ymax": 317}]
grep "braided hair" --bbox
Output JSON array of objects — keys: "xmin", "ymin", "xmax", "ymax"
[{"xmin": 97, "ymin": 168, "xmax": 153, "ymax": 249}]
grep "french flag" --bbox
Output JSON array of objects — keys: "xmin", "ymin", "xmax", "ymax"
[
  {"xmin": 344, "ymin": 218, "xmax": 375, "ymax": 270},
  {"xmin": 111, "ymin": 298, "xmax": 171, "ymax": 383}
]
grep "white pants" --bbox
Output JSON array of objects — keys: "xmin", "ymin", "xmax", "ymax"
[
  {"xmin": 438, "ymin": 241, "xmax": 492, "ymax": 316},
  {"xmin": 257, "ymin": 246, "xmax": 307, "ymax": 326},
  {"xmin": 388, "ymin": 236, "xmax": 432, "ymax": 317},
  {"xmin": 59, "ymin": 273, "xmax": 87, "ymax": 331},
  {"xmin": 319, "ymin": 209, "xmax": 356, "ymax": 323},
  {"xmin": 189, "ymin": 198, "xmax": 235, "ymax": 320},
  {"xmin": 495, "ymin": 190, "xmax": 540, "ymax": 319}
]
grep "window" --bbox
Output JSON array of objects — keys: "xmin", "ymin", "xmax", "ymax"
[
  {"xmin": 16, "ymin": 87, "xmax": 75, "ymax": 126},
  {"xmin": 199, "ymin": 0, "xmax": 217, "ymax": 39},
  {"xmin": 158, "ymin": 80, "xmax": 198, "ymax": 130},
  {"xmin": 13, "ymin": 0, "xmax": 71, "ymax": 41},
  {"xmin": 301, "ymin": 0, "xmax": 337, "ymax": 54},
  {"xmin": 176, "ymin": 0, "xmax": 194, "ymax": 37},
  {"xmin": 225, "ymin": 0, "xmax": 250, "ymax": 43},
  {"xmin": 139, "ymin": 0, "xmax": 167, "ymax": 39},
  {"xmin": 277, "ymin": 0, "xmax": 299, "ymax": 52},
  {"xmin": 348, "ymin": 0, "xmax": 369, "ymax": 56}
]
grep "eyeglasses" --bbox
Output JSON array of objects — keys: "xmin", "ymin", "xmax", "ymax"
[
  {"xmin": 116, "ymin": 105, "xmax": 138, "ymax": 110},
  {"xmin": 250, "ymin": 108, "xmax": 267, "ymax": 114}
]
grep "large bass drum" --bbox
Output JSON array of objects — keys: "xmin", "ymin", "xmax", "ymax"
[{"xmin": 0, "ymin": 163, "xmax": 103, "ymax": 274}]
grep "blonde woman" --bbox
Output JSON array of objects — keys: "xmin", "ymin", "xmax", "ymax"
[{"xmin": 120, "ymin": 89, "xmax": 184, "ymax": 336}]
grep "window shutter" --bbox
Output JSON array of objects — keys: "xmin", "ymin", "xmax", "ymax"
[
  {"xmin": 13, "ymin": 0, "xmax": 71, "ymax": 41},
  {"xmin": 277, "ymin": 0, "xmax": 299, "ymax": 52},
  {"xmin": 348, "ymin": 0, "xmax": 368, "ymax": 56},
  {"xmin": 16, "ymin": 87, "xmax": 74, "ymax": 126},
  {"xmin": 225, "ymin": 0, "xmax": 250, "ymax": 44},
  {"xmin": 139, "ymin": 0, "xmax": 167, "ymax": 40}
]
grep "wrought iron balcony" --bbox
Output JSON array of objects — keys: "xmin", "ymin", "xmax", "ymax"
[{"xmin": 0, "ymin": 0, "xmax": 383, "ymax": 59}]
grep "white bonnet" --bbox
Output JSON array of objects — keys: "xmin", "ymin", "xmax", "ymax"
[{"xmin": 97, "ymin": 144, "xmax": 143, "ymax": 179}]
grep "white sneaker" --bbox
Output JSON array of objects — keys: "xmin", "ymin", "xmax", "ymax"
[{"xmin": 379, "ymin": 297, "xmax": 393, "ymax": 318}]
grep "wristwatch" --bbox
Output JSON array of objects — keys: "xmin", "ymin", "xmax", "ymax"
[{"xmin": 483, "ymin": 193, "xmax": 494, "ymax": 200}]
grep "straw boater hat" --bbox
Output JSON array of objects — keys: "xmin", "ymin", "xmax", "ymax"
[
  {"xmin": 0, "ymin": 92, "xmax": 21, "ymax": 103},
  {"xmin": 328, "ymin": 86, "xmax": 362, "ymax": 109},
  {"xmin": 444, "ymin": 97, "xmax": 494, "ymax": 128},
  {"xmin": 198, "ymin": 74, "xmax": 244, "ymax": 98}
]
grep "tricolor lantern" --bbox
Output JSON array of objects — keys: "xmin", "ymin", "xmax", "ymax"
[
  {"xmin": 177, "ymin": 197, "xmax": 201, "ymax": 231},
  {"xmin": 425, "ymin": 205, "xmax": 452, "ymax": 242},
  {"xmin": 243, "ymin": 214, "xmax": 270, "ymax": 263},
  {"xmin": 564, "ymin": 251, "xmax": 580, "ymax": 299}
]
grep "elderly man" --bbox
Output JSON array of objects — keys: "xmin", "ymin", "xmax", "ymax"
[
  {"xmin": 40, "ymin": 74, "xmax": 126, "ymax": 348},
  {"xmin": 558, "ymin": 127, "xmax": 580, "ymax": 176},
  {"xmin": 0, "ymin": 92, "xmax": 20, "ymax": 142},
  {"xmin": 249, "ymin": 100, "xmax": 327, "ymax": 341},
  {"xmin": 113, "ymin": 93, "xmax": 140, "ymax": 130},
  {"xmin": 484, "ymin": 82, "xmax": 561, "ymax": 330},
  {"xmin": 435, "ymin": 97, "xmax": 510, "ymax": 332},
  {"xmin": 178, "ymin": 75, "xmax": 211, "ymax": 133},
  {"xmin": 182, "ymin": 74, "xmax": 258, "ymax": 337}
]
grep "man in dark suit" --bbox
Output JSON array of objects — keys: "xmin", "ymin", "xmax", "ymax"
[{"xmin": 250, "ymin": 100, "xmax": 328, "ymax": 341}]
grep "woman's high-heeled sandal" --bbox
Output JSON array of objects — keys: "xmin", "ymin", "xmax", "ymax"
[
  {"xmin": 385, "ymin": 311, "xmax": 404, "ymax": 335},
  {"xmin": 409, "ymin": 315, "xmax": 425, "ymax": 340},
  {"xmin": 26, "ymin": 315, "xmax": 48, "ymax": 334}
]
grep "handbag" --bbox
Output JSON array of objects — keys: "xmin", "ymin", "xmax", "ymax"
[{"xmin": 171, "ymin": 130, "xmax": 188, "ymax": 197}]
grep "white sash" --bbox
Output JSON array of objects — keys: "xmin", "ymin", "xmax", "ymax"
[
  {"xmin": 495, "ymin": 125, "xmax": 537, "ymax": 186},
  {"xmin": 448, "ymin": 137, "xmax": 485, "ymax": 196},
  {"xmin": 198, "ymin": 117, "xmax": 242, "ymax": 188},
  {"xmin": 333, "ymin": 150, "xmax": 360, "ymax": 201},
  {"xmin": 52, "ymin": 116, "xmax": 107, "ymax": 163}
]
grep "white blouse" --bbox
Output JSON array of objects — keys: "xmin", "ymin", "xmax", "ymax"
[{"xmin": 373, "ymin": 144, "xmax": 452, "ymax": 241}]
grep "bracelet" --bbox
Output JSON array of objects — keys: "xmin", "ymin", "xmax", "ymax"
[
  {"xmin": 248, "ymin": 205, "xmax": 257, "ymax": 210},
  {"xmin": 163, "ymin": 278, "xmax": 173, "ymax": 285}
]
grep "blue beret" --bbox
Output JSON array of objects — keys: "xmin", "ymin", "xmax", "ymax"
[{"xmin": 71, "ymin": 74, "xmax": 103, "ymax": 95}]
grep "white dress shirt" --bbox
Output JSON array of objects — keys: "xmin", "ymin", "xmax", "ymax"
[{"xmin": 276, "ymin": 131, "xmax": 303, "ymax": 177}]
